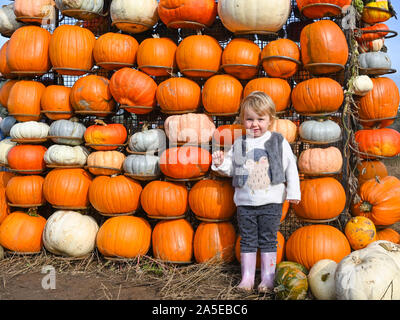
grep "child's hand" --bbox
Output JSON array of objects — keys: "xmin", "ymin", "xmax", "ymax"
[
  {"xmin": 288, "ymin": 199, "xmax": 300, "ymax": 205},
  {"xmin": 212, "ymin": 150, "xmax": 225, "ymax": 167}
]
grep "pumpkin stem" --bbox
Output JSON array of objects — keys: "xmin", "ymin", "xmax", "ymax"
[
  {"xmin": 94, "ymin": 119, "xmax": 107, "ymax": 126},
  {"xmin": 26, "ymin": 207, "xmax": 39, "ymax": 217},
  {"xmin": 359, "ymin": 201, "xmax": 373, "ymax": 213},
  {"xmin": 273, "ymin": 285, "xmax": 286, "ymax": 293},
  {"xmin": 152, "ymin": 34, "xmax": 160, "ymax": 39},
  {"xmin": 375, "ymin": 175, "xmax": 381, "ymax": 184},
  {"xmin": 142, "ymin": 122, "xmax": 149, "ymax": 131}
]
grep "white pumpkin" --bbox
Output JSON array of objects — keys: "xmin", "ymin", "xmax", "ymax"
[
  {"xmin": 0, "ymin": 3, "xmax": 23, "ymax": 37},
  {"xmin": 0, "ymin": 138, "xmax": 17, "ymax": 165},
  {"xmin": 110, "ymin": 0, "xmax": 159, "ymax": 34},
  {"xmin": 44, "ymin": 144, "xmax": 89, "ymax": 166},
  {"xmin": 10, "ymin": 121, "xmax": 50, "ymax": 139},
  {"xmin": 123, "ymin": 154, "xmax": 160, "ymax": 176},
  {"xmin": 42, "ymin": 210, "xmax": 99, "ymax": 257},
  {"xmin": 48, "ymin": 118, "xmax": 86, "ymax": 146},
  {"xmin": 55, "ymin": 0, "xmax": 104, "ymax": 13},
  {"xmin": 218, "ymin": 0, "xmax": 291, "ymax": 34},
  {"xmin": 299, "ymin": 119, "xmax": 342, "ymax": 143},
  {"xmin": 358, "ymin": 51, "xmax": 391, "ymax": 69},
  {"xmin": 128, "ymin": 127, "xmax": 166, "ymax": 153},
  {"xmin": 352, "ymin": 75, "xmax": 374, "ymax": 96},
  {"xmin": 308, "ymin": 259, "xmax": 337, "ymax": 300},
  {"xmin": 335, "ymin": 240, "xmax": 400, "ymax": 300}
]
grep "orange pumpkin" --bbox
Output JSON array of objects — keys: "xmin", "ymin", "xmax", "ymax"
[
  {"xmin": 13, "ymin": 0, "xmax": 55, "ymax": 23},
  {"xmin": 159, "ymin": 146, "xmax": 211, "ymax": 179},
  {"xmin": 109, "ymin": 67, "xmax": 157, "ymax": 114},
  {"xmin": 156, "ymin": 77, "xmax": 201, "ymax": 113},
  {"xmin": 0, "ymin": 209, "xmax": 46, "ymax": 253},
  {"xmin": 189, "ymin": 179, "xmax": 236, "ymax": 222},
  {"xmin": 357, "ymin": 160, "xmax": 388, "ymax": 186},
  {"xmin": 84, "ymin": 120, "xmax": 127, "ymax": 151},
  {"xmin": 376, "ymin": 228, "xmax": 400, "ymax": 244},
  {"xmin": 193, "ymin": 221, "xmax": 236, "ymax": 264},
  {"xmin": 296, "ymin": 0, "xmax": 352, "ymax": 19},
  {"xmin": 354, "ymin": 128, "xmax": 400, "ymax": 158},
  {"xmin": 43, "ymin": 168, "xmax": 92, "ymax": 209},
  {"xmin": 0, "ymin": 41, "xmax": 14, "ymax": 79},
  {"xmin": 49, "ymin": 25, "xmax": 96, "ymax": 76},
  {"xmin": 344, "ymin": 216, "xmax": 377, "ymax": 250},
  {"xmin": 5, "ymin": 175, "xmax": 45, "ymax": 207},
  {"xmin": 261, "ymin": 39, "xmax": 300, "ymax": 78},
  {"xmin": 176, "ymin": 34, "xmax": 222, "ymax": 78},
  {"xmin": 269, "ymin": 119, "xmax": 298, "ymax": 143},
  {"xmin": 86, "ymin": 150, "xmax": 125, "ymax": 176},
  {"xmin": 140, "ymin": 180, "xmax": 188, "ymax": 219},
  {"xmin": 300, "ymin": 20, "xmax": 348, "ymax": 74},
  {"xmin": 202, "ymin": 75, "xmax": 244, "ymax": 115},
  {"xmin": 281, "ymin": 200, "xmax": 290, "ymax": 222},
  {"xmin": 298, "ymin": 147, "xmax": 343, "ymax": 174},
  {"xmin": 212, "ymin": 124, "xmax": 246, "ymax": 147},
  {"xmin": 70, "ymin": 75, "xmax": 116, "ymax": 117},
  {"xmin": 285, "ymin": 224, "xmax": 351, "ymax": 270},
  {"xmin": 93, "ymin": 32, "xmax": 139, "ymax": 70},
  {"xmin": 351, "ymin": 176, "xmax": 400, "ymax": 226},
  {"xmin": 96, "ymin": 216, "xmax": 152, "ymax": 259},
  {"xmin": 7, "ymin": 145, "xmax": 47, "ymax": 174},
  {"xmin": 40, "ymin": 85, "xmax": 73, "ymax": 120},
  {"xmin": 152, "ymin": 219, "xmax": 194, "ymax": 263},
  {"xmin": 221, "ymin": 38, "xmax": 261, "ymax": 80},
  {"xmin": 0, "ymin": 79, "xmax": 18, "ymax": 108},
  {"xmin": 137, "ymin": 36, "xmax": 177, "ymax": 77},
  {"xmin": 0, "ymin": 188, "xmax": 10, "ymax": 225},
  {"xmin": 293, "ymin": 177, "xmax": 346, "ymax": 221},
  {"xmin": 7, "ymin": 80, "xmax": 46, "ymax": 122},
  {"xmin": 89, "ymin": 175, "xmax": 142, "ymax": 216},
  {"xmin": 243, "ymin": 78, "xmax": 291, "ymax": 113}
]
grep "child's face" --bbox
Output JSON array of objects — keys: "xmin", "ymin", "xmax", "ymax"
[{"xmin": 243, "ymin": 108, "xmax": 271, "ymax": 138}]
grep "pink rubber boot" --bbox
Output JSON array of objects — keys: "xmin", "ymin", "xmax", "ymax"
[
  {"xmin": 237, "ymin": 252, "xmax": 257, "ymax": 291},
  {"xmin": 258, "ymin": 251, "xmax": 277, "ymax": 293}
]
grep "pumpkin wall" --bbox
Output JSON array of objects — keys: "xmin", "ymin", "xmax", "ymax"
[{"xmin": 1, "ymin": 0, "xmax": 395, "ymax": 267}]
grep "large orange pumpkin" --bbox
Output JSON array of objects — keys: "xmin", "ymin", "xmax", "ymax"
[
  {"xmin": 193, "ymin": 221, "xmax": 236, "ymax": 264},
  {"xmin": 351, "ymin": 176, "xmax": 400, "ymax": 226},
  {"xmin": 354, "ymin": 128, "xmax": 400, "ymax": 158},
  {"xmin": 285, "ymin": 224, "xmax": 351, "ymax": 270},
  {"xmin": 344, "ymin": 216, "xmax": 377, "ymax": 250},
  {"xmin": 298, "ymin": 147, "xmax": 343, "ymax": 174},
  {"xmin": 300, "ymin": 20, "xmax": 348, "ymax": 74},
  {"xmin": 96, "ymin": 215, "xmax": 152, "ymax": 259},
  {"xmin": 0, "ymin": 209, "xmax": 46, "ymax": 253},
  {"xmin": 84, "ymin": 120, "xmax": 127, "ymax": 151},
  {"xmin": 158, "ymin": 0, "xmax": 217, "ymax": 29},
  {"xmin": 152, "ymin": 218, "xmax": 194, "ymax": 263},
  {"xmin": 109, "ymin": 67, "xmax": 157, "ymax": 114},
  {"xmin": 0, "ymin": 41, "xmax": 14, "ymax": 79},
  {"xmin": 296, "ymin": 0, "xmax": 352, "ymax": 19},
  {"xmin": 140, "ymin": 180, "xmax": 188, "ymax": 219},
  {"xmin": 212, "ymin": 124, "xmax": 246, "ymax": 147},
  {"xmin": 0, "ymin": 79, "xmax": 18, "ymax": 108},
  {"xmin": 89, "ymin": 175, "xmax": 142, "ymax": 216},
  {"xmin": 40, "ymin": 85, "xmax": 73, "ymax": 120},
  {"xmin": 7, "ymin": 145, "xmax": 47, "ymax": 174},
  {"xmin": 357, "ymin": 160, "xmax": 388, "ymax": 186},
  {"xmin": 189, "ymin": 179, "xmax": 236, "ymax": 222},
  {"xmin": 5, "ymin": 175, "xmax": 45, "ymax": 207},
  {"xmin": 49, "ymin": 25, "xmax": 96, "ymax": 76}
]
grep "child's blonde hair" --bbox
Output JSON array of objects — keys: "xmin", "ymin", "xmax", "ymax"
[{"xmin": 239, "ymin": 91, "xmax": 277, "ymax": 127}]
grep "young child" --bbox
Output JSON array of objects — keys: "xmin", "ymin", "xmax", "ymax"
[{"xmin": 211, "ymin": 91, "xmax": 301, "ymax": 293}]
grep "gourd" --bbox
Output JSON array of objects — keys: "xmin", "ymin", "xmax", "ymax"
[
  {"xmin": 358, "ymin": 52, "xmax": 391, "ymax": 69},
  {"xmin": 128, "ymin": 126, "xmax": 166, "ymax": 153},
  {"xmin": 44, "ymin": 144, "xmax": 89, "ymax": 166},
  {"xmin": 9, "ymin": 121, "xmax": 49, "ymax": 140},
  {"xmin": 299, "ymin": 119, "xmax": 341, "ymax": 143},
  {"xmin": 308, "ymin": 259, "xmax": 337, "ymax": 300},
  {"xmin": 352, "ymin": 75, "xmax": 373, "ymax": 96},
  {"xmin": 55, "ymin": 0, "xmax": 104, "ymax": 14},
  {"xmin": 274, "ymin": 261, "xmax": 309, "ymax": 300},
  {"xmin": 48, "ymin": 118, "xmax": 86, "ymax": 146},
  {"xmin": 0, "ymin": 138, "xmax": 17, "ymax": 165},
  {"xmin": 123, "ymin": 154, "xmax": 160, "ymax": 177}
]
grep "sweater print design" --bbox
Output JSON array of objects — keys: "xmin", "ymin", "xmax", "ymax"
[{"xmin": 242, "ymin": 148, "xmax": 271, "ymax": 192}]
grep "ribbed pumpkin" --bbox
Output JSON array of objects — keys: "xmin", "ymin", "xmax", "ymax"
[
  {"xmin": 351, "ymin": 176, "xmax": 400, "ymax": 226},
  {"xmin": 189, "ymin": 179, "xmax": 236, "ymax": 221},
  {"xmin": 221, "ymin": 38, "xmax": 261, "ymax": 80},
  {"xmin": 43, "ymin": 168, "xmax": 92, "ymax": 209},
  {"xmin": 0, "ymin": 209, "xmax": 46, "ymax": 253},
  {"xmin": 269, "ymin": 119, "xmax": 298, "ymax": 143},
  {"xmin": 164, "ymin": 113, "xmax": 216, "ymax": 145},
  {"xmin": 7, "ymin": 80, "xmax": 45, "ymax": 122},
  {"xmin": 344, "ymin": 216, "xmax": 377, "ymax": 250},
  {"xmin": 13, "ymin": 0, "xmax": 55, "ymax": 24},
  {"xmin": 300, "ymin": 20, "xmax": 348, "ymax": 74},
  {"xmin": 357, "ymin": 160, "xmax": 388, "ymax": 186},
  {"xmin": 376, "ymin": 228, "xmax": 400, "ymax": 244},
  {"xmin": 93, "ymin": 32, "xmax": 139, "ymax": 70},
  {"xmin": 88, "ymin": 175, "xmax": 142, "ymax": 216},
  {"xmin": 140, "ymin": 180, "xmax": 188, "ymax": 219},
  {"xmin": 86, "ymin": 150, "xmax": 125, "ymax": 175},
  {"xmin": 212, "ymin": 124, "xmax": 246, "ymax": 147},
  {"xmin": 194, "ymin": 221, "xmax": 236, "ymax": 264},
  {"xmin": 49, "ymin": 25, "xmax": 96, "ymax": 76},
  {"xmin": 243, "ymin": 77, "xmax": 291, "ymax": 113},
  {"xmin": 96, "ymin": 215, "xmax": 151, "ymax": 259},
  {"xmin": 70, "ymin": 75, "xmax": 116, "ymax": 117},
  {"xmin": 261, "ymin": 38, "xmax": 300, "ymax": 78},
  {"xmin": 286, "ymin": 224, "xmax": 351, "ymax": 270},
  {"xmin": 202, "ymin": 75, "xmax": 244, "ymax": 115},
  {"xmin": 7, "ymin": 145, "xmax": 47, "ymax": 174},
  {"xmin": 354, "ymin": 128, "xmax": 400, "ymax": 158},
  {"xmin": 158, "ymin": 0, "xmax": 217, "ymax": 29},
  {"xmin": 0, "ymin": 79, "xmax": 17, "ymax": 108},
  {"xmin": 176, "ymin": 34, "xmax": 222, "ymax": 78},
  {"xmin": 40, "ymin": 85, "xmax": 73, "ymax": 120},
  {"xmin": 156, "ymin": 77, "xmax": 201, "ymax": 113},
  {"xmin": 159, "ymin": 146, "xmax": 211, "ymax": 179},
  {"xmin": 296, "ymin": 0, "xmax": 352, "ymax": 19},
  {"xmin": 136, "ymin": 36, "xmax": 177, "ymax": 77},
  {"xmin": 5, "ymin": 175, "xmax": 45, "ymax": 207},
  {"xmin": 0, "ymin": 41, "xmax": 13, "ymax": 79},
  {"xmin": 152, "ymin": 218, "xmax": 194, "ymax": 263},
  {"xmin": 291, "ymin": 77, "xmax": 344, "ymax": 115},
  {"xmin": 298, "ymin": 147, "xmax": 343, "ymax": 174},
  {"xmin": 84, "ymin": 120, "xmax": 127, "ymax": 151},
  {"xmin": 6, "ymin": 25, "xmax": 51, "ymax": 76},
  {"xmin": 293, "ymin": 177, "xmax": 346, "ymax": 221},
  {"xmin": 109, "ymin": 67, "xmax": 157, "ymax": 114}
]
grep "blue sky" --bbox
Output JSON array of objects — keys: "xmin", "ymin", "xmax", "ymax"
[{"xmin": 0, "ymin": 0, "xmax": 398, "ymax": 86}]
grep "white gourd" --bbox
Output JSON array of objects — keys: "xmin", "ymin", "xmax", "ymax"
[
  {"xmin": 10, "ymin": 121, "xmax": 50, "ymax": 139},
  {"xmin": 123, "ymin": 154, "xmax": 160, "ymax": 176},
  {"xmin": 44, "ymin": 144, "xmax": 89, "ymax": 166},
  {"xmin": 0, "ymin": 138, "xmax": 17, "ymax": 165},
  {"xmin": 0, "ymin": 3, "xmax": 23, "ymax": 36},
  {"xmin": 308, "ymin": 259, "xmax": 337, "ymax": 300},
  {"xmin": 55, "ymin": 0, "xmax": 104, "ymax": 13},
  {"xmin": 129, "ymin": 127, "xmax": 166, "ymax": 153},
  {"xmin": 353, "ymin": 75, "xmax": 374, "ymax": 96},
  {"xmin": 299, "ymin": 119, "xmax": 341, "ymax": 143}
]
